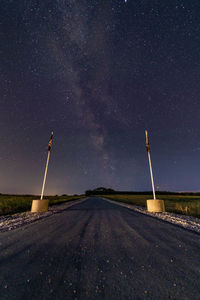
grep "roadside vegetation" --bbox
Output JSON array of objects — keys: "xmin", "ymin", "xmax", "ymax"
[
  {"xmin": 103, "ymin": 194, "xmax": 200, "ymax": 218},
  {"xmin": 0, "ymin": 194, "xmax": 83, "ymax": 216}
]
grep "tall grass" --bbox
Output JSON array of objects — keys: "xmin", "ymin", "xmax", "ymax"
[
  {"xmin": 103, "ymin": 194, "xmax": 200, "ymax": 218},
  {"xmin": 0, "ymin": 194, "xmax": 83, "ymax": 216}
]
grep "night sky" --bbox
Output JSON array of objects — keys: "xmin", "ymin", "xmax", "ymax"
[{"xmin": 1, "ymin": 0, "xmax": 200, "ymax": 195}]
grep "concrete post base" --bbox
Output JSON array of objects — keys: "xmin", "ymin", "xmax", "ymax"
[
  {"xmin": 31, "ymin": 200, "xmax": 49, "ymax": 213},
  {"xmin": 146, "ymin": 199, "xmax": 165, "ymax": 213}
]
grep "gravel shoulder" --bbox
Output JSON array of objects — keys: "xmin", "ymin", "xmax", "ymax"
[
  {"xmin": 0, "ymin": 198, "xmax": 86, "ymax": 232},
  {"xmin": 104, "ymin": 198, "xmax": 200, "ymax": 234}
]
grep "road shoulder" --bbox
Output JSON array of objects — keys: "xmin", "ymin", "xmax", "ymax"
[
  {"xmin": 0, "ymin": 198, "xmax": 87, "ymax": 232},
  {"xmin": 103, "ymin": 197, "xmax": 200, "ymax": 234}
]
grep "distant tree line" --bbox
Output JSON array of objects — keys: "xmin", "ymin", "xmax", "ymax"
[
  {"xmin": 85, "ymin": 187, "xmax": 116, "ymax": 196},
  {"xmin": 85, "ymin": 187, "xmax": 200, "ymax": 196}
]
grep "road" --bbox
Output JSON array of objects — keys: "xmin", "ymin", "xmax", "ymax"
[{"xmin": 0, "ymin": 197, "xmax": 199, "ymax": 300}]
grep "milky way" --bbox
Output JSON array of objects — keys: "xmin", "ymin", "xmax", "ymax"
[{"xmin": 1, "ymin": 0, "xmax": 200, "ymax": 194}]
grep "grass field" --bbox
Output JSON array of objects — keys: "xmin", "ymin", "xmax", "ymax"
[
  {"xmin": 0, "ymin": 194, "xmax": 84, "ymax": 216},
  {"xmin": 1, "ymin": 193, "xmax": 200, "ymax": 219},
  {"xmin": 103, "ymin": 194, "xmax": 200, "ymax": 218}
]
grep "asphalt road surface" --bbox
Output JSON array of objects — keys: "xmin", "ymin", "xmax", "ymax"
[{"xmin": 0, "ymin": 197, "xmax": 200, "ymax": 300}]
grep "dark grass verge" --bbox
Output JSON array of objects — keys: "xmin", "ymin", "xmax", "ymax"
[
  {"xmin": 0, "ymin": 195, "xmax": 84, "ymax": 216},
  {"xmin": 102, "ymin": 194, "xmax": 200, "ymax": 219}
]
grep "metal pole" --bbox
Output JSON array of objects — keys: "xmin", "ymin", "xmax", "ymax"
[
  {"xmin": 145, "ymin": 130, "xmax": 156, "ymax": 200},
  {"xmin": 40, "ymin": 150, "xmax": 51, "ymax": 200},
  {"xmin": 147, "ymin": 151, "xmax": 156, "ymax": 200}
]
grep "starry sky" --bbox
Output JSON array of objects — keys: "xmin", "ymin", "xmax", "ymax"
[{"xmin": 1, "ymin": 0, "xmax": 200, "ymax": 195}]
